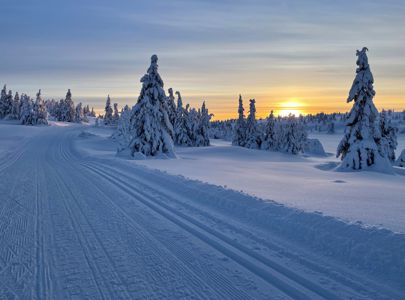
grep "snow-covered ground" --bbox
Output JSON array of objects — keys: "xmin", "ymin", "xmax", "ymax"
[
  {"xmin": 1, "ymin": 122, "xmax": 405, "ymax": 299},
  {"xmin": 119, "ymin": 131, "xmax": 405, "ymax": 233}
]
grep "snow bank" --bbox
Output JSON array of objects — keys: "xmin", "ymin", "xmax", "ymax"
[{"xmin": 303, "ymin": 138, "xmax": 326, "ymax": 156}]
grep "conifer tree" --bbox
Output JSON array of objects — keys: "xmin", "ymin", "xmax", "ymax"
[
  {"xmin": 127, "ymin": 55, "xmax": 175, "ymax": 157},
  {"xmin": 244, "ymin": 99, "xmax": 260, "ymax": 149},
  {"xmin": 337, "ymin": 48, "xmax": 391, "ymax": 171},
  {"xmin": 11, "ymin": 92, "xmax": 20, "ymax": 119},
  {"xmin": 232, "ymin": 94, "xmax": 246, "ymax": 147},
  {"xmin": 113, "ymin": 103, "xmax": 119, "ymax": 125},
  {"xmin": 104, "ymin": 95, "xmax": 113, "ymax": 125},
  {"xmin": 174, "ymin": 91, "xmax": 191, "ymax": 146},
  {"xmin": 166, "ymin": 88, "xmax": 177, "ymax": 126},
  {"xmin": 262, "ymin": 110, "xmax": 278, "ymax": 150},
  {"xmin": 20, "ymin": 94, "xmax": 34, "ymax": 125},
  {"xmin": 380, "ymin": 110, "xmax": 398, "ymax": 163}
]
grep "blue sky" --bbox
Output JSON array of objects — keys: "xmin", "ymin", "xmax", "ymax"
[{"xmin": 1, "ymin": 0, "xmax": 405, "ymax": 118}]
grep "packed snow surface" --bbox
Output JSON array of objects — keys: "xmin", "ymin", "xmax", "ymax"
[{"xmin": 1, "ymin": 122, "xmax": 405, "ymax": 299}]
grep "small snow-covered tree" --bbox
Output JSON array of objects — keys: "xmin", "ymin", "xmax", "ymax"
[
  {"xmin": 0, "ymin": 85, "xmax": 6, "ymax": 118},
  {"xmin": 166, "ymin": 88, "xmax": 177, "ymax": 127},
  {"xmin": 113, "ymin": 105, "xmax": 132, "ymax": 151},
  {"xmin": 10, "ymin": 92, "xmax": 20, "ymax": 119},
  {"xmin": 0, "ymin": 86, "xmax": 13, "ymax": 119},
  {"xmin": 104, "ymin": 95, "xmax": 113, "ymax": 125},
  {"xmin": 336, "ymin": 48, "xmax": 391, "ymax": 171},
  {"xmin": 32, "ymin": 90, "xmax": 48, "ymax": 125},
  {"xmin": 74, "ymin": 102, "xmax": 85, "ymax": 123},
  {"xmin": 380, "ymin": 110, "xmax": 398, "ymax": 163},
  {"xmin": 59, "ymin": 89, "xmax": 75, "ymax": 122},
  {"xmin": 195, "ymin": 101, "xmax": 211, "ymax": 146},
  {"xmin": 232, "ymin": 94, "xmax": 246, "ymax": 147},
  {"xmin": 261, "ymin": 110, "xmax": 279, "ymax": 150},
  {"xmin": 281, "ymin": 114, "xmax": 307, "ymax": 154},
  {"xmin": 174, "ymin": 91, "xmax": 191, "ymax": 146},
  {"xmin": 244, "ymin": 99, "xmax": 260, "ymax": 149},
  {"xmin": 20, "ymin": 94, "xmax": 34, "ymax": 125},
  {"xmin": 90, "ymin": 107, "xmax": 96, "ymax": 117},
  {"xmin": 113, "ymin": 103, "xmax": 119, "ymax": 125},
  {"xmin": 126, "ymin": 55, "xmax": 175, "ymax": 157}
]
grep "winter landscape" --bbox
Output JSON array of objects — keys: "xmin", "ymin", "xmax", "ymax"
[{"xmin": 2, "ymin": 1, "xmax": 405, "ymax": 300}]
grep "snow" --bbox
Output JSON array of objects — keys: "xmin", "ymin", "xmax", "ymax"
[
  {"xmin": 1, "ymin": 121, "xmax": 405, "ymax": 299},
  {"xmin": 132, "ymin": 134, "xmax": 405, "ymax": 233}
]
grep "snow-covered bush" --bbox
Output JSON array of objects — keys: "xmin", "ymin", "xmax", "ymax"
[
  {"xmin": 303, "ymin": 138, "xmax": 326, "ymax": 156},
  {"xmin": 337, "ymin": 48, "xmax": 392, "ymax": 172}
]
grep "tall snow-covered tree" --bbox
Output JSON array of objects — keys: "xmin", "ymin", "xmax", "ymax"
[
  {"xmin": 380, "ymin": 110, "xmax": 398, "ymax": 163},
  {"xmin": 104, "ymin": 95, "xmax": 113, "ymax": 125},
  {"xmin": 336, "ymin": 48, "xmax": 391, "ymax": 171},
  {"xmin": 173, "ymin": 91, "xmax": 191, "ymax": 146},
  {"xmin": 126, "ymin": 55, "xmax": 175, "ymax": 157},
  {"xmin": 232, "ymin": 94, "xmax": 246, "ymax": 147},
  {"xmin": 244, "ymin": 99, "xmax": 260, "ymax": 149}
]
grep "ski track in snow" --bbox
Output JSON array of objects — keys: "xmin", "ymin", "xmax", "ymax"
[{"xmin": 0, "ymin": 125, "xmax": 404, "ymax": 299}]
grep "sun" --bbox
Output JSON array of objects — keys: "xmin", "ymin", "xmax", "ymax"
[{"xmin": 276, "ymin": 99, "xmax": 305, "ymax": 117}]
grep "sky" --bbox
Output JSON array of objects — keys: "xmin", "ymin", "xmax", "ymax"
[{"xmin": 1, "ymin": 0, "xmax": 405, "ymax": 120}]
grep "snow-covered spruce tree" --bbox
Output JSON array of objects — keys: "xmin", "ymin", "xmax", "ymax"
[
  {"xmin": 166, "ymin": 88, "xmax": 177, "ymax": 127},
  {"xmin": 59, "ymin": 89, "xmax": 75, "ymax": 122},
  {"xmin": 20, "ymin": 94, "xmax": 34, "ymax": 125},
  {"xmin": 126, "ymin": 55, "xmax": 175, "ymax": 157},
  {"xmin": 282, "ymin": 114, "xmax": 307, "ymax": 154},
  {"xmin": 195, "ymin": 101, "xmax": 211, "ymax": 146},
  {"xmin": 380, "ymin": 110, "xmax": 398, "ymax": 163},
  {"xmin": 244, "ymin": 99, "xmax": 260, "ymax": 149},
  {"xmin": 0, "ymin": 85, "xmax": 6, "ymax": 118},
  {"xmin": 232, "ymin": 94, "xmax": 246, "ymax": 147},
  {"xmin": 113, "ymin": 105, "xmax": 132, "ymax": 151},
  {"xmin": 113, "ymin": 103, "xmax": 119, "ymax": 125},
  {"xmin": 261, "ymin": 110, "xmax": 279, "ymax": 150},
  {"xmin": 90, "ymin": 107, "xmax": 96, "ymax": 117},
  {"xmin": 186, "ymin": 106, "xmax": 199, "ymax": 145},
  {"xmin": 10, "ymin": 92, "xmax": 20, "ymax": 119},
  {"xmin": 0, "ymin": 86, "xmax": 13, "ymax": 119},
  {"xmin": 336, "ymin": 47, "xmax": 392, "ymax": 171},
  {"xmin": 74, "ymin": 102, "xmax": 84, "ymax": 123},
  {"xmin": 173, "ymin": 91, "xmax": 192, "ymax": 146},
  {"xmin": 32, "ymin": 90, "xmax": 48, "ymax": 125},
  {"xmin": 104, "ymin": 95, "xmax": 113, "ymax": 125}
]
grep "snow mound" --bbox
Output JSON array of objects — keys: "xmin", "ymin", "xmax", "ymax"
[
  {"xmin": 78, "ymin": 131, "xmax": 96, "ymax": 138},
  {"xmin": 395, "ymin": 149, "xmax": 405, "ymax": 167},
  {"xmin": 303, "ymin": 138, "xmax": 326, "ymax": 156}
]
